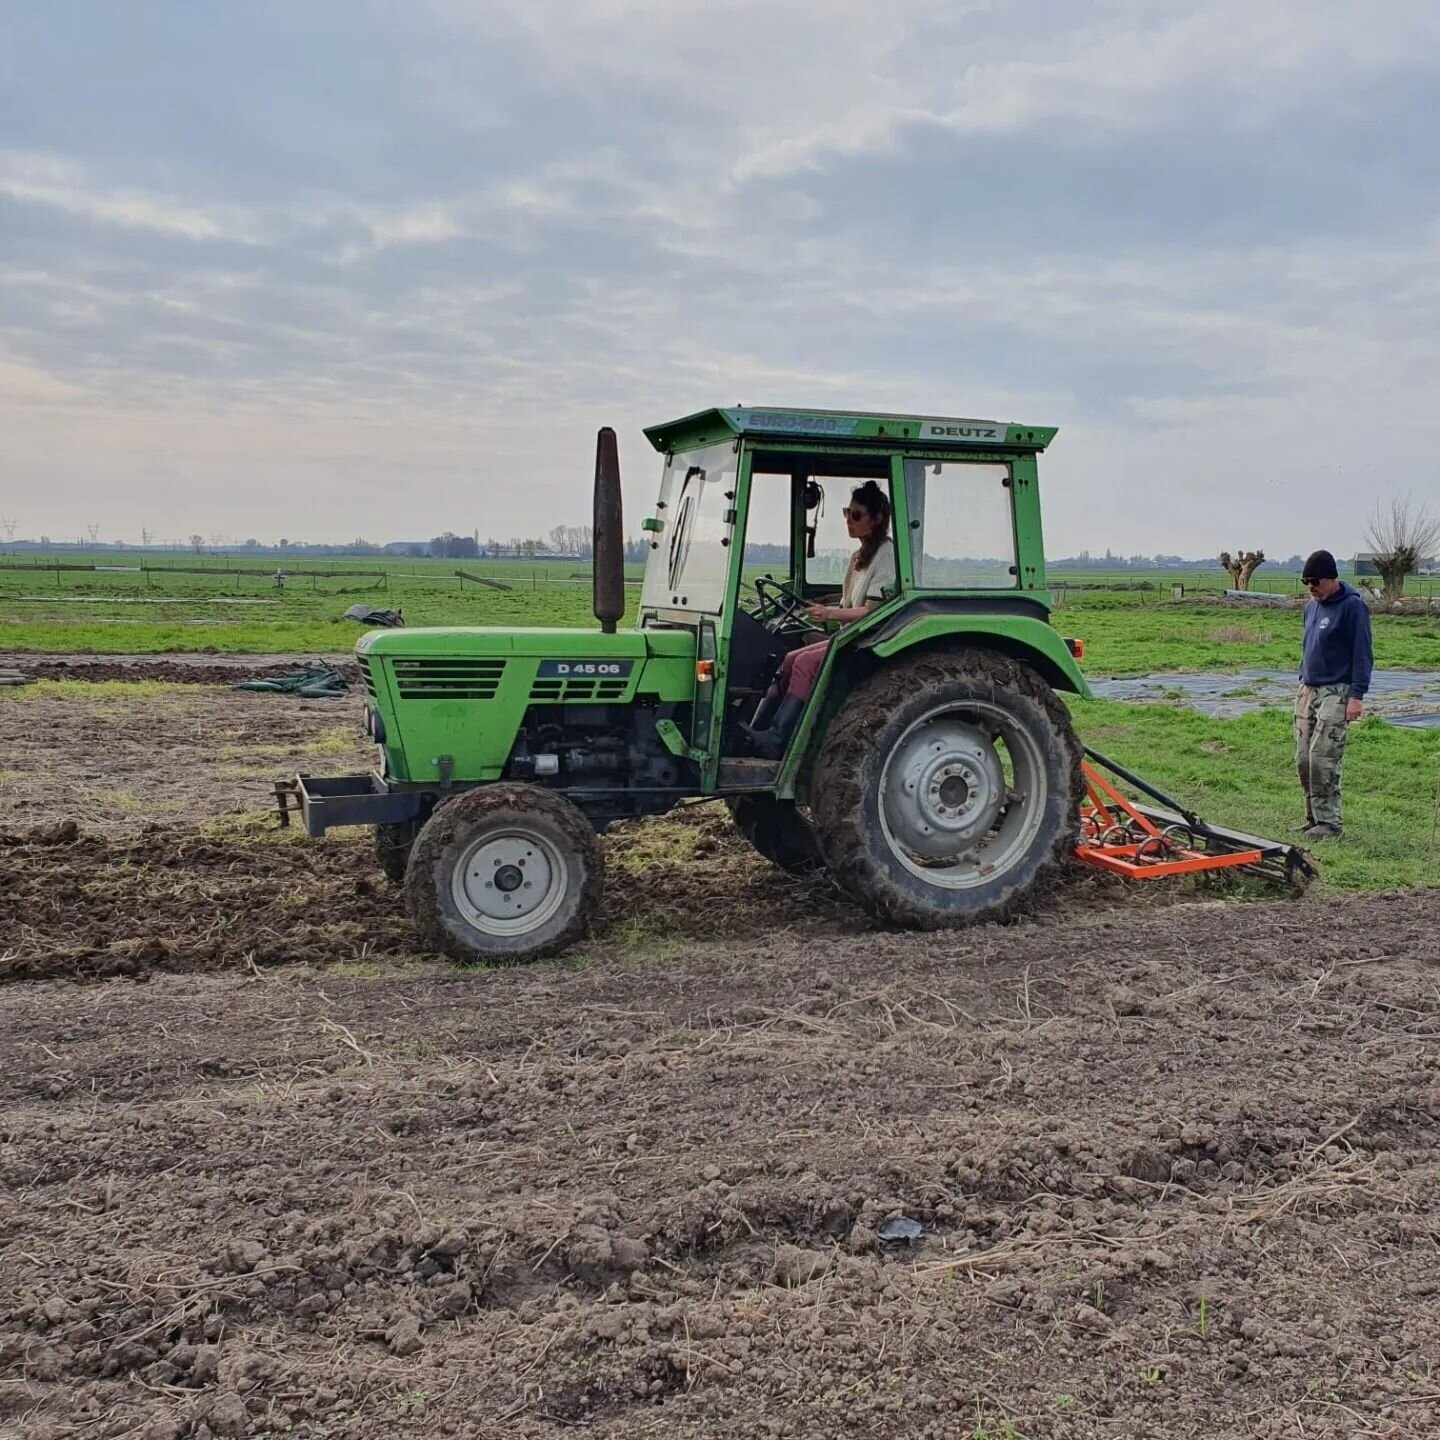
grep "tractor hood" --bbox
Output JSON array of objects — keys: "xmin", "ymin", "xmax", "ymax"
[
  {"xmin": 354, "ymin": 626, "xmax": 698, "ymax": 785},
  {"xmin": 357, "ymin": 626, "xmax": 696, "ymax": 661}
]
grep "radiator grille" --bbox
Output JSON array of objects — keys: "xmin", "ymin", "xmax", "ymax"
[
  {"xmin": 356, "ymin": 655, "xmax": 379, "ymax": 701},
  {"xmin": 529, "ymin": 676, "xmax": 631, "ymax": 703},
  {"xmin": 392, "ymin": 658, "xmax": 506, "ymax": 700}
]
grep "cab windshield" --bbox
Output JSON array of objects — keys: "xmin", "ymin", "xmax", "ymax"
[{"xmin": 640, "ymin": 441, "xmax": 738, "ymax": 616}]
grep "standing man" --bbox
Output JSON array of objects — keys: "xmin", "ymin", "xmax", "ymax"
[{"xmin": 1294, "ymin": 549, "xmax": 1373, "ymax": 840}]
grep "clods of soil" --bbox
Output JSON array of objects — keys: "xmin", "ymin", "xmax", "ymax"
[
  {"xmin": 0, "ymin": 652, "xmax": 357, "ymax": 685},
  {"xmin": 5, "ymin": 665, "xmax": 1440, "ymax": 1438},
  {"xmin": 3, "ymin": 890, "xmax": 1440, "ymax": 1437}
]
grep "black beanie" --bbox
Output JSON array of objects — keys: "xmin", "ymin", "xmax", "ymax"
[{"xmin": 1302, "ymin": 549, "xmax": 1339, "ymax": 581}]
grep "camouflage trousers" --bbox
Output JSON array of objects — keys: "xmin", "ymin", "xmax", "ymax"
[{"xmin": 1293, "ymin": 683, "xmax": 1351, "ymax": 828}]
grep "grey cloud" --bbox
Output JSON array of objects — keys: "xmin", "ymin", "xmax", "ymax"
[{"xmin": 2, "ymin": 0, "xmax": 1439, "ymax": 552}]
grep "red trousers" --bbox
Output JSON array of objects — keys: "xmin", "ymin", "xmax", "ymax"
[{"xmin": 770, "ymin": 639, "xmax": 829, "ymax": 702}]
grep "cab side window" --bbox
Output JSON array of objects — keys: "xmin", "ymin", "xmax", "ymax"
[{"xmin": 904, "ymin": 461, "xmax": 1017, "ymax": 588}]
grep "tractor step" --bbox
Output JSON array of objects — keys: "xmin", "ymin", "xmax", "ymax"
[{"xmin": 716, "ymin": 757, "xmax": 782, "ymax": 791}]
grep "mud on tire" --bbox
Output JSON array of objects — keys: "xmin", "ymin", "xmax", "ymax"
[
  {"xmin": 812, "ymin": 649, "xmax": 1083, "ymax": 929},
  {"xmin": 404, "ymin": 784, "xmax": 603, "ymax": 963},
  {"xmin": 726, "ymin": 795, "xmax": 822, "ymax": 875}
]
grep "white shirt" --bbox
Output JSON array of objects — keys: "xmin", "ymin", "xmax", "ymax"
[{"xmin": 841, "ymin": 537, "xmax": 896, "ymax": 610}]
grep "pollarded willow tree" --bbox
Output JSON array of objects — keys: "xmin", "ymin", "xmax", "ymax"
[
  {"xmin": 1364, "ymin": 495, "xmax": 1440, "ymax": 600},
  {"xmin": 1219, "ymin": 549, "xmax": 1266, "ymax": 590}
]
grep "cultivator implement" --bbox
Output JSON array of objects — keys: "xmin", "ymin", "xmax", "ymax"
[{"xmin": 1076, "ymin": 748, "xmax": 1317, "ymax": 892}]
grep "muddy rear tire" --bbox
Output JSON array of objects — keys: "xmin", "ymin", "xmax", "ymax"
[
  {"xmin": 726, "ymin": 795, "xmax": 822, "ymax": 875},
  {"xmin": 812, "ymin": 650, "xmax": 1082, "ymax": 928},
  {"xmin": 404, "ymin": 784, "xmax": 603, "ymax": 963}
]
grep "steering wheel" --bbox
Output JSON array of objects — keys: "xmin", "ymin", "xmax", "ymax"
[{"xmin": 749, "ymin": 575, "xmax": 823, "ymax": 635}]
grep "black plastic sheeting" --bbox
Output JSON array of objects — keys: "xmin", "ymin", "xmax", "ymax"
[{"xmin": 1089, "ymin": 669, "xmax": 1440, "ymax": 729}]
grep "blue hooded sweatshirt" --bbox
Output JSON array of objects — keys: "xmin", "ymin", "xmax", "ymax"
[{"xmin": 1300, "ymin": 582, "xmax": 1373, "ymax": 698}]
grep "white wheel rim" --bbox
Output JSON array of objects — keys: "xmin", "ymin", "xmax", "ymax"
[
  {"xmin": 451, "ymin": 826, "xmax": 570, "ymax": 936},
  {"xmin": 878, "ymin": 699, "xmax": 1049, "ymax": 891}
]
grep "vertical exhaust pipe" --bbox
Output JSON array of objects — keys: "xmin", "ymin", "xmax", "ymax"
[{"xmin": 592, "ymin": 426, "xmax": 624, "ymax": 634}]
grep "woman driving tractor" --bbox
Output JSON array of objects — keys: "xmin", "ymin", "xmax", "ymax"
[{"xmin": 746, "ymin": 480, "xmax": 895, "ymax": 758}]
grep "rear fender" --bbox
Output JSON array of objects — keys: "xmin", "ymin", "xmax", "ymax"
[{"xmin": 864, "ymin": 615, "xmax": 1090, "ymax": 696}]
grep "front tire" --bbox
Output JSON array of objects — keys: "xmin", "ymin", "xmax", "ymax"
[
  {"xmin": 812, "ymin": 650, "xmax": 1082, "ymax": 928},
  {"xmin": 404, "ymin": 785, "xmax": 603, "ymax": 963}
]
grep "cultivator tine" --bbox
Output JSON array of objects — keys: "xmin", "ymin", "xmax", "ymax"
[{"xmin": 1076, "ymin": 751, "xmax": 1316, "ymax": 892}]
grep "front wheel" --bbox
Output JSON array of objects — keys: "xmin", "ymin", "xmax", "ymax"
[
  {"xmin": 812, "ymin": 651, "xmax": 1082, "ymax": 928},
  {"xmin": 404, "ymin": 784, "xmax": 603, "ymax": 963}
]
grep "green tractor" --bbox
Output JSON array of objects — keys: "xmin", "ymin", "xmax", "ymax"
[{"xmin": 284, "ymin": 407, "xmax": 1093, "ymax": 961}]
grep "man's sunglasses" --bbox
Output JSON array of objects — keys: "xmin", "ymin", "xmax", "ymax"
[
  {"xmin": 1302, "ymin": 577, "xmax": 1325, "ymax": 588},
  {"xmin": 843, "ymin": 507, "xmax": 871, "ymax": 521}
]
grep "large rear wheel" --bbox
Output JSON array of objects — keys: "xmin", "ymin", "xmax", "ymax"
[
  {"xmin": 812, "ymin": 651, "xmax": 1082, "ymax": 927},
  {"xmin": 405, "ymin": 784, "xmax": 603, "ymax": 963}
]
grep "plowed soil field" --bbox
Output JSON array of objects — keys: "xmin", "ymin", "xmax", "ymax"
[{"xmin": 3, "ymin": 678, "xmax": 1439, "ymax": 1440}]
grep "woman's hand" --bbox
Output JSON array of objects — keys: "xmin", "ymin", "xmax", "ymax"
[{"xmin": 807, "ymin": 603, "xmax": 867, "ymax": 625}]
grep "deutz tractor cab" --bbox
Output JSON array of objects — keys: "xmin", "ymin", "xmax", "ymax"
[{"xmin": 285, "ymin": 406, "xmax": 1090, "ymax": 962}]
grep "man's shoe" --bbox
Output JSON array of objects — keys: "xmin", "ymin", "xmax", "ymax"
[
  {"xmin": 1301, "ymin": 823, "xmax": 1343, "ymax": 841},
  {"xmin": 1291, "ymin": 820, "xmax": 1315, "ymax": 834}
]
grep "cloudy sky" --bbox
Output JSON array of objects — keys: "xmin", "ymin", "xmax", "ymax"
[{"xmin": 2, "ymin": 0, "xmax": 1439, "ymax": 555}]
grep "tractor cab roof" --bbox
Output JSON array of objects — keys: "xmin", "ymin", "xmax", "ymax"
[{"xmin": 643, "ymin": 406, "xmax": 1057, "ymax": 455}]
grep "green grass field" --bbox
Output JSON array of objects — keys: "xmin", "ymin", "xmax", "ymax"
[
  {"xmin": 5, "ymin": 554, "xmax": 1439, "ymax": 669},
  {"xmin": 0, "ymin": 554, "xmax": 602, "ymax": 654},
  {"xmin": 5, "ymin": 553, "xmax": 1437, "ymax": 897}
]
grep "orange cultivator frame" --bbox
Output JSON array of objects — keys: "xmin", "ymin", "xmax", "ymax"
[{"xmin": 1076, "ymin": 748, "xmax": 1317, "ymax": 891}]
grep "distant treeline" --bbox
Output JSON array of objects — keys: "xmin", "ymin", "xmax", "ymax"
[
  {"xmin": 1050, "ymin": 551, "xmax": 1310, "ymax": 571},
  {"xmin": 2, "ymin": 538, "xmax": 1320, "ymax": 570}
]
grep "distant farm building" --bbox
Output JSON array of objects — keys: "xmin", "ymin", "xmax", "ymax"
[{"xmin": 1353, "ymin": 552, "xmax": 1439, "ymax": 576}]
